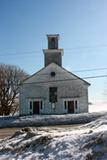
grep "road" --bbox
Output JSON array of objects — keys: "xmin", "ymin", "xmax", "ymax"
[
  {"xmin": 0, "ymin": 128, "xmax": 19, "ymax": 139},
  {"xmin": 0, "ymin": 124, "xmax": 81, "ymax": 139}
]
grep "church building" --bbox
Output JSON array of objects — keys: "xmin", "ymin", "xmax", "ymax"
[{"xmin": 19, "ymin": 34, "xmax": 90, "ymax": 115}]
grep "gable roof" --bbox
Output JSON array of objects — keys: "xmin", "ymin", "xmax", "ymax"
[
  {"xmin": 60, "ymin": 65, "xmax": 90, "ymax": 86},
  {"xmin": 22, "ymin": 63, "xmax": 90, "ymax": 86}
]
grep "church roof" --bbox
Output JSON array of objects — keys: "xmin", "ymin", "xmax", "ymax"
[{"xmin": 22, "ymin": 63, "xmax": 90, "ymax": 86}]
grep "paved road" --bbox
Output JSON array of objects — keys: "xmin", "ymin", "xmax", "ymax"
[
  {"xmin": 0, "ymin": 128, "xmax": 19, "ymax": 139},
  {"xmin": 0, "ymin": 124, "xmax": 81, "ymax": 139}
]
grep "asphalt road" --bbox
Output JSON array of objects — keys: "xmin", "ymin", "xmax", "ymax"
[
  {"xmin": 0, "ymin": 128, "xmax": 19, "ymax": 139},
  {"xmin": 0, "ymin": 124, "xmax": 81, "ymax": 139}
]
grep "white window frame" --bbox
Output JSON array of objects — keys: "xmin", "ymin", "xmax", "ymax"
[
  {"xmin": 63, "ymin": 98, "xmax": 79, "ymax": 113},
  {"xmin": 28, "ymin": 98, "xmax": 44, "ymax": 114}
]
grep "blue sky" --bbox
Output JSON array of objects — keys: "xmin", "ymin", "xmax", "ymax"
[{"xmin": 0, "ymin": 0, "xmax": 107, "ymax": 111}]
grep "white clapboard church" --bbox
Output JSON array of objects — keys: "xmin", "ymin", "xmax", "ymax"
[{"xmin": 19, "ymin": 34, "xmax": 90, "ymax": 115}]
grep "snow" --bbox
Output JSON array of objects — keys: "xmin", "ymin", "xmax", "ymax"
[
  {"xmin": 0, "ymin": 112, "xmax": 107, "ymax": 128},
  {"xmin": 0, "ymin": 114, "xmax": 107, "ymax": 159}
]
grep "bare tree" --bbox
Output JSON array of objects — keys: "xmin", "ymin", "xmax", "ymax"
[{"xmin": 0, "ymin": 64, "xmax": 28, "ymax": 115}]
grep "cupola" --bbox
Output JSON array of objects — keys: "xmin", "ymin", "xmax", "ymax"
[{"xmin": 43, "ymin": 34, "xmax": 64, "ymax": 67}]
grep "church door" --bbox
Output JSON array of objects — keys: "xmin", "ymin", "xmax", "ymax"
[
  {"xmin": 68, "ymin": 101, "xmax": 74, "ymax": 113},
  {"xmin": 33, "ymin": 101, "xmax": 40, "ymax": 114}
]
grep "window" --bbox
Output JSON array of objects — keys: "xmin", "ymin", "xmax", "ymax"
[
  {"xmin": 64, "ymin": 101, "xmax": 67, "ymax": 109},
  {"xmin": 41, "ymin": 101, "xmax": 43, "ymax": 110},
  {"xmin": 75, "ymin": 101, "xmax": 77, "ymax": 109},
  {"xmin": 30, "ymin": 101, "xmax": 32, "ymax": 110},
  {"xmin": 50, "ymin": 71, "xmax": 56, "ymax": 77},
  {"xmin": 49, "ymin": 87, "xmax": 57, "ymax": 103}
]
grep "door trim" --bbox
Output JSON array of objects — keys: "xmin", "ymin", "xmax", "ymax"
[
  {"xmin": 28, "ymin": 99, "xmax": 44, "ymax": 114},
  {"xmin": 63, "ymin": 98, "xmax": 79, "ymax": 113},
  {"xmin": 68, "ymin": 100, "xmax": 74, "ymax": 113},
  {"xmin": 33, "ymin": 101, "xmax": 40, "ymax": 114}
]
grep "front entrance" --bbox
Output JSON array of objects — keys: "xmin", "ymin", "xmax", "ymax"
[
  {"xmin": 33, "ymin": 101, "xmax": 40, "ymax": 114},
  {"xmin": 68, "ymin": 101, "xmax": 74, "ymax": 113}
]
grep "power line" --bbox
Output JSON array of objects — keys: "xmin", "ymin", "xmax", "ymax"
[
  {"xmin": 1, "ymin": 44, "xmax": 107, "ymax": 57},
  {"xmin": 0, "ymin": 50, "xmax": 41, "ymax": 57},
  {"xmin": 21, "ymin": 74, "xmax": 107, "ymax": 85},
  {"xmin": 1, "ymin": 74, "xmax": 107, "ymax": 87},
  {"xmin": 38, "ymin": 67, "xmax": 107, "ymax": 75},
  {"xmin": 65, "ymin": 44, "xmax": 107, "ymax": 50},
  {"xmin": 73, "ymin": 67, "xmax": 107, "ymax": 73}
]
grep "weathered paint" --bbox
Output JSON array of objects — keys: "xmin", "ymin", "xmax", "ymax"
[{"xmin": 19, "ymin": 63, "xmax": 90, "ymax": 115}]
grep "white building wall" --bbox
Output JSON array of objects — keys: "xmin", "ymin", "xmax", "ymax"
[
  {"xmin": 19, "ymin": 63, "xmax": 90, "ymax": 115},
  {"xmin": 20, "ymin": 82, "xmax": 89, "ymax": 115}
]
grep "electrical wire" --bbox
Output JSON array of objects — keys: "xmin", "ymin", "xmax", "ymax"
[
  {"xmin": 1, "ymin": 44, "xmax": 107, "ymax": 57},
  {"xmin": 21, "ymin": 74, "xmax": 107, "ymax": 85},
  {"xmin": 73, "ymin": 67, "xmax": 107, "ymax": 73}
]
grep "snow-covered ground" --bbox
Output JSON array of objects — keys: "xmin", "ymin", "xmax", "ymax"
[
  {"xmin": 0, "ymin": 114, "xmax": 107, "ymax": 159},
  {"xmin": 0, "ymin": 112, "xmax": 107, "ymax": 128}
]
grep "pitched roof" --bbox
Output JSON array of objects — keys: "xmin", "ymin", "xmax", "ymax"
[
  {"xmin": 61, "ymin": 66, "xmax": 90, "ymax": 86},
  {"xmin": 22, "ymin": 63, "xmax": 90, "ymax": 86}
]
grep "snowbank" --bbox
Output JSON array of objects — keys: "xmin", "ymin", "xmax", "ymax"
[
  {"xmin": 0, "ymin": 112, "xmax": 107, "ymax": 128},
  {"xmin": 0, "ymin": 115, "xmax": 107, "ymax": 159}
]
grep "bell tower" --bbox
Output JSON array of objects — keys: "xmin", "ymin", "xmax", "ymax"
[{"xmin": 43, "ymin": 34, "xmax": 64, "ymax": 67}]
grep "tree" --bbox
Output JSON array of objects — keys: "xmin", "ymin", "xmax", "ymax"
[{"xmin": 0, "ymin": 64, "xmax": 28, "ymax": 115}]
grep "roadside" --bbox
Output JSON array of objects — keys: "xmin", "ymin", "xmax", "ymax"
[
  {"xmin": 0, "ymin": 115, "xmax": 107, "ymax": 160},
  {"xmin": 0, "ymin": 124, "xmax": 81, "ymax": 139},
  {"xmin": 0, "ymin": 112, "xmax": 107, "ymax": 128},
  {"xmin": 0, "ymin": 128, "xmax": 19, "ymax": 139}
]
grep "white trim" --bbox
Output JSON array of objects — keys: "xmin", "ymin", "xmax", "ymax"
[
  {"xmin": 52, "ymin": 103, "xmax": 56, "ymax": 109},
  {"xmin": 43, "ymin": 49, "xmax": 64, "ymax": 55},
  {"xmin": 47, "ymin": 34, "xmax": 60, "ymax": 39},
  {"xmin": 28, "ymin": 98, "xmax": 44, "ymax": 114},
  {"xmin": 63, "ymin": 98, "xmax": 79, "ymax": 113}
]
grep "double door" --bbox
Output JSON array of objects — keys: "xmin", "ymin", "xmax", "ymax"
[
  {"xmin": 33, "ymin": 101, "xmax": 40, "ymax": 114},
  {"xmin": 68, "ymin": 101, "xmax": 74, "ymax": 113}
]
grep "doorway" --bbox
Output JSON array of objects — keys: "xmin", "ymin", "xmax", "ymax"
[
  {"xmin": 68, "ymin": 101, "xmax": 74, "ymax": 113},
  {"xmin": 33, "ymin": 101, "xmax": 40, "ymax": 114}
]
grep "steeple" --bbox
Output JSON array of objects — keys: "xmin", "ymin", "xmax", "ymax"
[
  {"xmin": 47, "ymin": 34, "xmax": 59, "ymax": 49},
  {"xmin": 43, "ymin": 34, "xmax": 64, "ymax": 67}
]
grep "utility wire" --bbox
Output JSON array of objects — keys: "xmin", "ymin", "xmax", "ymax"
[
  {"xmin": 38, "ymin": 67, "xmax": 107, "ymax": 75},
  {"xmin": 1, "ymin": 44, "xmax": 107, "ymax": 56},
  {"xmin": 65, "ymin": 44, "xmax": 107, "ymax": 50},
  {"xmin": 21, "ymin": 74, "xmax": 107, "ymax": 85},
  {"xmin": 0, "ymin": 51, "xmax": 41, "ymax": 57},
  {"xmin": 1, "ymin": 74, "xmax": 107, "ymax": 87},
  {"xmin": 73, "ymin": 67, "xmax": 107, "ymax": 73}
]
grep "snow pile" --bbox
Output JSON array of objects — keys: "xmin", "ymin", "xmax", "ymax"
[
  {"xmin": 0, "ymin": 112, "xmax": 107, "ymax": 128},
  {"xmin": 0, "ymin": 115, "xmax": 107, "ymax": 159}
]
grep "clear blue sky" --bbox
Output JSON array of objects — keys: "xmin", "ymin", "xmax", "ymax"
[{"xmin": 0, "ymin": 0, "xmax": 107, "ymax": 111}]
